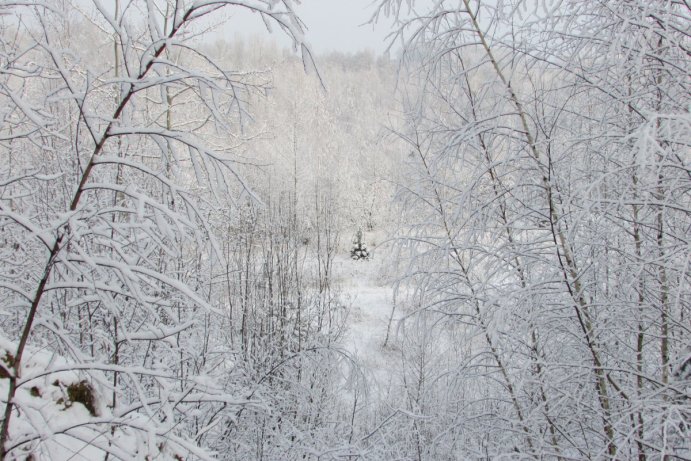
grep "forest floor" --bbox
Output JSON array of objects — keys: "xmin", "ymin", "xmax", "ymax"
[{"xmin": 333, "ymin": 251, "xmax": 400, "ymax": 399}]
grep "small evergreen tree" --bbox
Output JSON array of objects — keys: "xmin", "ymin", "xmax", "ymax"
[{"xmin": 351, "ymin": 229, "xmax": 370, "ymax": 260}]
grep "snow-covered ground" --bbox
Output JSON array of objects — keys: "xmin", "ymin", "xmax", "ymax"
[
  {"xmin": 0, "ymin": 337, "xmax": 200, "ymax": 460},
  {"xmin": 333, "ymin": 248, "xmax": 400, "ymax": 396}
]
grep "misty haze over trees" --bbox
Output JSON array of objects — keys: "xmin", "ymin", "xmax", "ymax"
[{"xmin": 0, "ymin": 1, "xmax": 688, "ymax": 460}]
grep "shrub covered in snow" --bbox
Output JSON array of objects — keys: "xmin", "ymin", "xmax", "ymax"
[{"xmin": 0, "ymin": 337, "xmax": 192, "ymax": 460}]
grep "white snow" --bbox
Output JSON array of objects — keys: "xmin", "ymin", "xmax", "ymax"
[
  {"xmin": 334, "ymin": 242, "xmax": 400, "ymax": 397},
  {"xmin": 0, "ymin": 337, "xmax": 196, "ymax": 460}
]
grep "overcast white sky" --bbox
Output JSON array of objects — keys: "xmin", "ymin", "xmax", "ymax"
[{"xmin": 226, "ymin": 0, "xmax": 393, "ymax": 55}]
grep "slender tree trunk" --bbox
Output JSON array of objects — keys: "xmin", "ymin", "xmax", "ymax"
[
  {"xmin": 413, "ymin": 140, "xmax": 535, "ymax": 453},
  {"xmin": 461, "ymin": 2, "xmax": 616, "ymax": 454}
]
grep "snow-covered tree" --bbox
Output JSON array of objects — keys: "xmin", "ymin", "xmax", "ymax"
[
  {"xmin": 351, "ymin": 229, "xmax": 370, "ymax": 260},
  {"xmin": 0, "ymin": 1, "xmax": 320, "ymax": 458},
  {"xmin": 371, "ymin": 0, "xmax": 690, "ymax": 458}
]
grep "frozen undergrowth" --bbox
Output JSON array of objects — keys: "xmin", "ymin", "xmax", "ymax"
[
  {"xmin": 0, "ymin": 337, "xmax": 189, "ymax": 460},
  {"xmin": 334, "ymin": 236, "xmax": 401, "ymax": 401}
]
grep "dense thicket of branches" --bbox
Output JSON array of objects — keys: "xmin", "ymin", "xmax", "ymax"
[
  {"xmin": 370, "ymin": 0, "xmax": 690, "ymax": 459},
  {"xmin": 0, "ymin": 1, "xmax": 395, "ymax": 459},
  {"xmin": 1, "ymin": 0, "xmax": 688, "ymax": 460}
]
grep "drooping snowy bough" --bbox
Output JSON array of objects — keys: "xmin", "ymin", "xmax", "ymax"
[
  {"xmin": 370, "ymin": 0, "xmax": 691, "ymax": 459},
  {"xmin": 0, "ymin": 1, "xmax": 320, "ymax": 458}
]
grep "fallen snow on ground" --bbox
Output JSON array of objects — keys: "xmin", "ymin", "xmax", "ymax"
[
  {"xmin": 0, "ymin": 337, "xmax": 193, "ymax": 460},
  {"xmin": 333, "ymin": 249, "xmax": 400, "ymax": 397}
]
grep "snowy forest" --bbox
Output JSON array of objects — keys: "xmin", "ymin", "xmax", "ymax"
[{"xmin": 0, "ymin": 0, "xmax": 689, "ymax": 459}]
